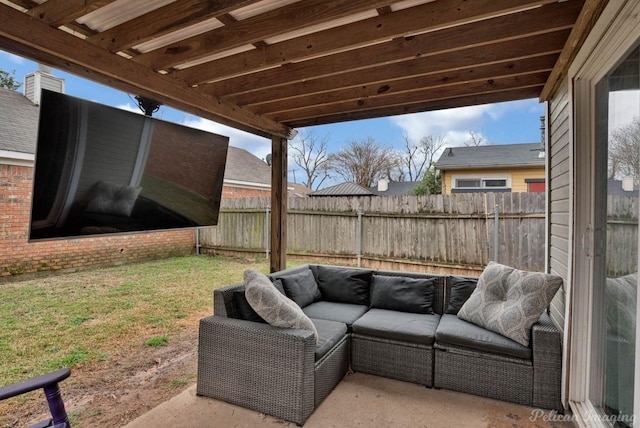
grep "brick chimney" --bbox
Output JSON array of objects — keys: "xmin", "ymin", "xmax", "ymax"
[{"xmin": 23, "ymin": 64, "xmax": 65, "ymax": 105}]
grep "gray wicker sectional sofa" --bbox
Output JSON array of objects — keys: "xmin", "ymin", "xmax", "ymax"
[{"xmin": 197, "ymin": 264, "xmax": 563, "ymax": 426}]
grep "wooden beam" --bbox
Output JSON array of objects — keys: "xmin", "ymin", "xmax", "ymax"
[
  {"xmin": 134, "ymin": 0, "xmax": 393, "ymax": 71},
  {"xmin": 270, "ymin": 136, "xmax": 288, "ymax": 273},
  {"xmin": 0, "ymin": 3, "xmax": 292, "ymax": 140},
  {"xmin": 540, "ymin": 0, "xmax": 609, "ymax": 101},
  {"xmin": 88, "ymin": 0, "xmax": 262, "ymax": 53},
  {"xmin": 28, "ymin": 0, "xmax": 114, "ymax": 27},
  {"xmin": 200, "ymin": 2, "xmax": 579, "ymax": 98},
  {"xmin": 288, "ymin": 87, "xmax": 543, "ymax": 128},
  {"xmin": 178, "ymin": 0, "xmax": 569, "ymax": 85},
  {"xmin": 228, "ymin": 30, "xmax": 569, "ymax": 108},
  {"xmin": 272, "ymin": 72, "xmax": 549, "ymax": 124},
  {"xmin": 251, "ymin": 54, "xmax": 558, "ymax": 116}
]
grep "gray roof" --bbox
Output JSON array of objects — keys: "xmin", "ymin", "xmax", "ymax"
[
  {"xmin": 310, "ymin": 182, "xmax": 373, "ymax": 196},
  {"xmin": 435, "ymin": 143, "xmax": 545, "ymax": 170},
  {"xmin": 225, "ymin": 146, "xmax": 271, "ymax": 185},
  {"xmin": 369, "ymin": 181, "xmax": 420, "ymax": 196},
  {"xmin": 0, "ymin": 87, "xmax": 39, "ymax": 154},
  {"xmin": 310, "ymin": 180, "xmax": 421, "ymax": 196}
]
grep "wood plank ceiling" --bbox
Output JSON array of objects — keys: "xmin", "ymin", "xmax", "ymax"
[{"xmin": 0, "ymin": 0, "xmax": 593, "ymax": 139}]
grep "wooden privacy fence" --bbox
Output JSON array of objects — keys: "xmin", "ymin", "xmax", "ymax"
[
  {"xmin": 198, "ymin": 192, "xmax": 637, "ymax": 276},
  {"xmin": 198, "ymin": 192, "xmax": 547, "ymax": 275}
]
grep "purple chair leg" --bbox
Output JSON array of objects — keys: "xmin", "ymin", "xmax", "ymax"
[{"xmin": 44, "ymin": 383, "xmax": 70, "ymax": 428}]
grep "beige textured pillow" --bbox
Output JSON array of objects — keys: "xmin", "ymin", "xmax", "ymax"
[
  {"xmin": 458, "ymin": 262, "xmax": 562, "ymax": 347},
  {"xmin": 244, "ymin": 269, "xmax": 318, "ymax": 342}
]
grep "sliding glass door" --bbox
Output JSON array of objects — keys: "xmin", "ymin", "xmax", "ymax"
[{"xmin": 594, "ymin": 44, "xmax": 639, "ymax": 427}]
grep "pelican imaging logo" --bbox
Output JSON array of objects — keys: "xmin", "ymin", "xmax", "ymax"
[{"xmin": 530, "ymin": 409, "xmax": 635, "ymax": 425}]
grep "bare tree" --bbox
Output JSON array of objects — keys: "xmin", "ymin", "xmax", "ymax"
[
  {"xmin": 397, "ymin": 133, "xmax": 447, "ymax": 181},
  {"xmin": 289, "ymin": 130, "xmax": 332, "ymax": 190},
  {"xmin": 328, "ymin": 137, "xmax": 397, "ymax": 187},
  {"xmin": 464, "ymin": 130, "xmax": 487, "ymax": 147},
  {"xmin": 609, "ymin": 116, "xmax": 640, "ymax": 182}
]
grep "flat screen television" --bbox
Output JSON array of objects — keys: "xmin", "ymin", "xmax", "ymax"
[{"xmin": 29, "ymin": 89, "xmax": 229, "ymax": 241}]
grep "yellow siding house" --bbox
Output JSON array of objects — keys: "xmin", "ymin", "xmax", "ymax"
[{"xmin": 435, "ymin": 143, "xmax": 545, "ymax": 194}]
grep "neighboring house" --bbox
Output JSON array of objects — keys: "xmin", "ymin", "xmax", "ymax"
[
  {"xmin": 309, "ymin": 179, "xmax": 420, "ymax": 197},
  {"xmin": 434, "ymin": 143, "xmax": 546, "ymax": 194},
  {"xmin": 222, "ymin": 147, "xmax": 272, "ymax": 199},
  {"xmin": 223, "ymin": 147, "xmax": 311, "ymax": 199}
]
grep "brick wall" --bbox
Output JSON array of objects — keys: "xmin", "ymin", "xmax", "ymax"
[
  {"xmin": 0, "ymin": 164, "xmax": 195, "ymax": 277},
  {"xmin": 221, "ymin": 185, "xmax": 271, "ymax": 199}
]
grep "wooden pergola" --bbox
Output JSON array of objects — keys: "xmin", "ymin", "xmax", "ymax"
[{"xmin": 0, "ymin": 0, "xmax": 605, "ymax": 271}]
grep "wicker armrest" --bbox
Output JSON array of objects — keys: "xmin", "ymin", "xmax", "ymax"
[
  {"xmin": 531, "ymin": 312, "xmax": 563, "ymax": 411},
  {"xmin": 197, "ymin": 315, "xmax": 316, "ymax": 425},
  {"xmin": 213, "ymin": 282, "xmax": 245, "ymax": 317}
]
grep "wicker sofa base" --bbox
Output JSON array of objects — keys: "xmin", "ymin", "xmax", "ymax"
[
  {"xmin": 434, "ymin": 345, "xmax": 533, "ymax": 407},
  {"xmin": 314, "ymin": 334, "xmax": 350, "ymax": 408},
  {"xmin": 351, "ymin": 334, "xmax": 433, "ymax": 387}
]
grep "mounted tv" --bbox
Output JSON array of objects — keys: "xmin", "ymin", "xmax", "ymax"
[{"xmin": 29, "ymin": 89, "xmax": 229, "ymax": 241}]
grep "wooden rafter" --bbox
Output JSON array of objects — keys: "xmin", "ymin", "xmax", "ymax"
[
  {"xmin": 0, "ymin": 3, "xmax": 291, "ymax": 139},
  {"xmin": 177, "ymin": 0, "xmax": 571, "ymax": 86}
]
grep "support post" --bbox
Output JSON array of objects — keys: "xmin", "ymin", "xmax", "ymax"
[
  {"xmin": 356, "ymin": 208, "xmax": 363, "ymax": 267},
  {"xmin": 270, "ymin": 136, "xmax": 287, "ymax": 272},
  {"xmin": 494, "ymin": 204, "xmax": 499, "ymax": 262}
]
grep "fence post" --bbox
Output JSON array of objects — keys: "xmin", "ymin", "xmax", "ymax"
[
  {"xmin": 357, "ymin": 208, "xmax": 364, "ymax": 267},
  {"xmin": 265, "ymin": 207, "xmax": 271, "ymax": 260},
  {"xmin": 494, "ymin": 204, "xmax": 499, "ymax": 262},
  {"xmin": 195, "ymin": 227, "xmax": 200, "ymax": 255}
]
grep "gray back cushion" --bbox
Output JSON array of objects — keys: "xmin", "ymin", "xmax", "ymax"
[
  {"xmin": 370, "ymin": 274, "xmax": 435, "ymax": 314},
  {"xmin": 445, "ymin": 276, "xmax": 477, "ymax": 315},
  {"xmin": 275, "ymin": 267, "xmax": 321, "ymax": 308},
  {"xmin": 314, "ymin": 265, "xmax": 373, "ymax": 305}
]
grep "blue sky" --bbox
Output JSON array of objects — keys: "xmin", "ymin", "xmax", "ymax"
[{"xmin": 1, "ymin": 49, "xmax": 545, "ymax": 188}]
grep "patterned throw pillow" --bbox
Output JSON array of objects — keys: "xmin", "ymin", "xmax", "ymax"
[
  {"xmin": 605, "ymin": 273, "xmax": 637, "ymax": 343},
  {"xmin": 457, "ymin": 262, "xmax": 562, "ymax": 347},
  {"xmin": 244, "ymin": 269, "xmax": 318, "ymax": 342},
  {"xmin": 85, "ymin": 181, "xmax": 141, "ymax": 217}
]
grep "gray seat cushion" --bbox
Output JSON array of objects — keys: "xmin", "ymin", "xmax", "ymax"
[
  {"xmin": 435, "ymin": 314, "xmax": 532, "ymax": 360},
  {"xmin": 311, "ymin": 318, "xmax": 348, "ymax": 361},
  {"xmin": 351, "ymin": 308, "xmax": 440, "ymax": 346},
  {"xmin": 302, "ymin": 301, "xmax": 368, "ymax": 328}
]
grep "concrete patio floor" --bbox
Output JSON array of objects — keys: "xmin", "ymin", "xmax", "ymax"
[{"xmin": 123, "ymin": 372, "xmax": 575, "ymax": 428}]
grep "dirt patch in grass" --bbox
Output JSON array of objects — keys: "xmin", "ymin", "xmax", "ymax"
[{"xmin": 1, "ymin": 317, "xmax": 201, "ymax": 428}]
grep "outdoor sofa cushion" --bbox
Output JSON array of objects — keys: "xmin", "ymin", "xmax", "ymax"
[
  {"xmin": 244, "ymin": 269, "xmax": 318, "ymax": 341},
  {"xmin": 352, "ymin": 308, "xmax": 440, "ymax": 346},
  {"xmin": 435, "ymin": 314, "xmax": 532, "ymax": 360},
  {"xmin": 232, "ymin": 290, "xmax": 265, "ymax": 323},
  {"xmin": 274, "ymin": 266, "xmax": 321, "ymax": 308},
  {"xmin": 370, "ymin": 275, "xmax": 435, "ymax": 314},
  {"xmin": 302, "ymin": 301, "xmax": 368, "ymax": 329},
  {"xmin": 312, "ymin": 265, "xmax": 373, "ymax": 305},
  {"xmin": 312, "ymin": 318, "xmax": 348, "ymax": 361},
  {"xmin": 457, "ymin": 261, "xmax": 562, "ymax": 347},
  {"xmin": 445, "ymin": 276, "xmax": 477, "ymax": 315}
]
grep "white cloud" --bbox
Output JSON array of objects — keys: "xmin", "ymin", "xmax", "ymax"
[
  {"xmin": 1, "ymin": 51, "xmax": 26, "ymax": 65},
  {"xmin": 390, "ymin": 104, "xmax": 494, "ymax": 150},
  {"xmin": 181, "ymin": 116, "xmax": 271, "ymax": 161},
  {"xmin": 115, "ymin": 103, "xmax": 144, "ymax": 114}
]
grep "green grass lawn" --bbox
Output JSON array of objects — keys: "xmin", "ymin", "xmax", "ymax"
[{"xmin": 0, "ymin": 254, "xmax": 293, "ymax": 387}]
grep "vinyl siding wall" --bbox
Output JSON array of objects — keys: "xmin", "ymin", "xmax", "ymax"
[
  {"xmin": 547, "ymin": 77, "xmax": 571, "ymax": 334},
  {"xmin": 441, "ymin": 167, "xmax": 545, "ymax": 194}
]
